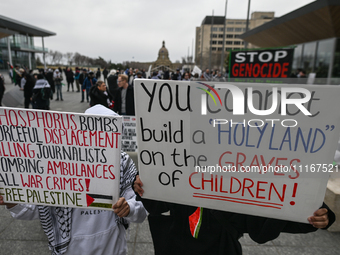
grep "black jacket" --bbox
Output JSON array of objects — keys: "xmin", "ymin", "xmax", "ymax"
[
  {"xmin": 138, "ymin": 197, "xmax": 335, "ymax": 255},
  {"xmin": 113, "ymin": 86, "xmax": 135, "ymax": 115},
  {"xmin": 107, "ymin": 74, "xmax": 118, "ymax": 99},
  {"xmin": 79, "ymin": 73, "xmax": 87, "ymax": 87},
  {"xmin": 89, "ymin": 86, "xmax": 114, "ymax": 109}
]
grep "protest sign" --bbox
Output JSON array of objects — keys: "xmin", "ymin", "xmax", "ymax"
[
  {"xmin": 122, "ymin": 116, "xmax": 138, "ymax": 152},
  {"xmin": 0, "ymin": 108, "xmax": 122, "ymax": 210},
  {"xmin": 229, "ymin": 48, "xmax": 294, "ymax": 82},
  {"xmin": 134, "ymin": 79, "xmax": 340, "ymax": 223}
]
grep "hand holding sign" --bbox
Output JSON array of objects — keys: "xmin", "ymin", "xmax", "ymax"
[
  {"xmin": 113, "ymin": 197, "xmax": 130, "ymax": 218},
  {"xmin": 0, "ymin": 195, "xmax": 16, "ymax": 208},
  {"xmin": 308, "ymin": 208, "xmax": 329, "ymax": 229},
  {"xmin": 133, "ymin": 175, "xmax": 144, "ymax": 197}
]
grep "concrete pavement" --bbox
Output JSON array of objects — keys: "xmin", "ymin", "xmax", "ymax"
[{"xmin": 0, "ymin": 71, "xmax": 340, "ymax": 255}]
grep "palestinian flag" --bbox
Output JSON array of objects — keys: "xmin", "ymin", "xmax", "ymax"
[{"xmin": 189, "ymin": 207, "xmax": 203, "ymax": 239}]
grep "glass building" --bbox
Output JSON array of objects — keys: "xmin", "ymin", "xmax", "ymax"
[
  {"xmin": 0, "ymin": 14, "xmax": 56, "ymax": 70},
  {"xmin": 240, "ymin": 0, "xmax": 340, "ymax": 84}
]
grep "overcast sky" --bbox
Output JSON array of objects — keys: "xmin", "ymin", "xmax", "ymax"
[{"xmin": 1, "ymin": 0, "xmax": 315, "ymax": 64}]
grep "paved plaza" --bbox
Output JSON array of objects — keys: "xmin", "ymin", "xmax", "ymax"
[{"xmin": 0, "ymin": 71, "xmax": 340, "ymax": 255}]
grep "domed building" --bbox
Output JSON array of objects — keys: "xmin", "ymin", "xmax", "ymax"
[
  {"xmin": 153, "ymin": 41, "xmax": 173, "ymax": 71},
  {"xmin": 127, "ymin": 40, "xmax": 182, "ymax": 74}
]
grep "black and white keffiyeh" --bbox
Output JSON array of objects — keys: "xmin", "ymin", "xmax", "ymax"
[
  {"xmin": 38, "ymin": 151, "xmax": 137, "ymax": 254},
  {"xmin": 38, "ymin": 206, "xmax": 72, "ymax": 255}
]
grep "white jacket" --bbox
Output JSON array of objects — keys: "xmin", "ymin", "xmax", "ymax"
[{"xmin": 9, "ymin": 152, "xmax": 147, "ymax": 255}]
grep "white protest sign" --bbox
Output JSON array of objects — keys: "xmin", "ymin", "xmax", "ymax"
[
  {"xmin": 122, "ymin": 116, "xmax": 138, "ymax": 152},
  {"xmin": 134, "ymin": 79, "xmax": 340, "ymax": 223},
  {"xmin": 0, "ymin": 108, "xmax": 122, "ymax": 210}
]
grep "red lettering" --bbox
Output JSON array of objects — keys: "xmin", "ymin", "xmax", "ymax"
[
  {"xmin": 242, "ymin": 178, "xmax": 254, "ymax": 197},
  {"xmin": 269, "ymin": 183, "xmax": 286, "ymax": 202},
  {"xmin": 189, "ymin": 172, "xmax": 200, "ymax": 189},
  {"xmin": 232, "ymin": 64, "xmax": 239, "ymax": 77},
  {"xmin": 272, "ymin": 63, "xmax": 281, "ymax": 78},
  {"xmin": 253, "ymin": 63, "xmax": 260, "ymax": 77},
  {"xmin": 281, "ymin": 62, "xmax": 289, "ymax": 77},
  {"xmin": 256, "ymin": 181, "xmax": 268, "ymax": 199},
  {"xmin": 245, "ymin": 63, "xmax": 252, "ymax": 77},
  {"xmin": 239, "ymin": 63, "xmax": 245, "ymax": 77},
  {"xmin": 260, "ymin": 63, "xmax": 268, "ymax": 78}
]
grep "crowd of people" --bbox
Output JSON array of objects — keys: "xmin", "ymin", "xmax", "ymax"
[
  {"xmin": 4, "ymin": 63, "xmax": 229, "ymax": 117},
  {"xmin": 0, "ymin": 64, "xmax": 338, "ymax": 255}
]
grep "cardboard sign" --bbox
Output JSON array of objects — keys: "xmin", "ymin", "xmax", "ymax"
[
  {"xmin": 122, "ymin": 116, "xmax": 138, "ymax": 152},
  {"xmin": 229, "ymin": 48, "xmax": 294, "ymax": 79},
  {"xmin": 134, "ymin": 79, "xmax": 340, "ymax": 223},
  {"xmin": 0, "ymin": 108, "xmax": 122, "ymax": 210}
]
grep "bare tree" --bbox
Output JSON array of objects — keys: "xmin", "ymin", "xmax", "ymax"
[
  {"xmin": 73, "ymin": 52, "xmax": 82, "ymax": 65},
  {"xmin": 64, "ymin": 52, "xmax": 74, "ymax": 66}
]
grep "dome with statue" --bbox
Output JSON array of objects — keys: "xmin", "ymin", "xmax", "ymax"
[{"xmin": 154, "ymin": 41, "xmax": 172, "ymax": 70}]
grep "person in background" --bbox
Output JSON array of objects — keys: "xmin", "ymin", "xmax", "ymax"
[
  {"xmin": 66, "ymin": 67, "xmax": 74, "ymax": 92},
  {"xmin": 96, "ymin": 67, "xmax": 101, "ymax": 80},
  {"xmin": 0, "ymin": 73, "xmax": 5, "ymax": 106},
  {"xmin": 128, "ymin": 68, "xmax": 135, "ymax": 86},
  {"xmin": 203, "ymin": 68, "xmax": 212, "ymax": 81},
  {"xmin": 89, "ymin": 80, "xmax": 114, "ymax": 109},
  {"xmin": 79, "ymin": 69, "xmax": 87, "ymax": 102},
  {"xmin": 172, "ymin": 68, "xmax": 182, "ymax": 80},
  {"xmin": 82, "ymin": 71, "xmax": 97, "ymax": 103},
  {"xmin": 74, "ymin": 67, "xmax": 80, "ymax": 92},
  {"xmin": 182, "ymin": 72, "xmax": 190, "ymax": 81},
  {"xmin": 45, "ymin": 69, "xmax": 55, "ymax": 99},
  {"xmin": 114, "ymin": 74, "xmax": 134, "ymax": 116},
  {"xmin": 151, "ymin": 71, "xmax": 160, "ymax": 80},
  {"xmin": 32, "ymin": 74, "xmax": 51, "ymax": 109},
  {"xmin": 23, "ymin": 73, "xmax": 34, "ymax": 108},
  {"xmin": 102, "ymin": 67, "xmax": 109, "ymax": 84},
  {"xmin": 107, "ymin": 70, "xmax": 119, "ymax": 100},
  {"xmin": 54, "ymin": 69, "xmax": 63, "ymax": 101}
]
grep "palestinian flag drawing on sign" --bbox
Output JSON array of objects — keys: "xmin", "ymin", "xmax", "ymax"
[{"xmin": 86, "ymin": 194, "xmax": 113, "ymax": 209}]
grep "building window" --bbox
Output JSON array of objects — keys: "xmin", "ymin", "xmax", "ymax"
[
  {"xmin": 226, "ymin": 47, "xmax": 232, "ymax": 51},
  {"xmin": 234, "ymin": 41, "xmax": 241, "ymax": 45},
  {"xmin": 218, "ymin": 41, "xmax": 223, "ymax": 44},
  {"xmin": 226, "ymin": 34, "xmax": 233, "ymax": 38},
  {"xmin": 212, "ymin": 47, "xmax": 217, "ymax": 51},
  {"xmin": 234, "ymin": 35, "xmax": 240, "ymax": 38},
  {"xmin": 243, "ymin": 28, "xmax": 247, "ymax": 32},
  {"xmin": 226, "ymin": 41, "xmax": 233, "ymax": 45},
  {"xmin": 212, "ymin": 34, "xmax": 217, "ymax": 38},
  {"xmin": 234, "ymin": 48, "xmax": 240, "ymax": 50},
  {"xmin": 218, "ymin": 48, "xmax": 222, "ymax": 51},
  {"xmin": 227, "ymin": 21, "xmax": 234, "ymax": 24},
  {"xmin": 315, "ymin": 38, "xmax": 335, "ymax": 78},
  {"xmin": 227, "ymin": 27, "xmax": 234, "ymax": 32},
  {"xmin": 219, "ymin": 27, "xmax": 224, "ymax": 32},
  {"xmin": 218, "ymin": 34, "xmax": 223, "ymax": 38},
  {"xmin": 235, "ymin": 21, "xmax": 243, "ymax": 24},
  {"xmin": 235, "ymin": 28, "xmax": 242, "ymax": 32},
  {"xmin": 302, "ymin": 42, "xmax": 317, "ymax": 74},
  {"xmin": 212, "ymin": 27, "xmax": 218, "ymax": 31},
  {"xmin": 332, "ymin": 38, "xmax": 340, "ymax": 78},
  {"xmin": 212, "ymin": 41, "xmax": 217, "ymax": 44}
]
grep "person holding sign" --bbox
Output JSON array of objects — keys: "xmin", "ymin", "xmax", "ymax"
[
  {"xmin": 133, "ymin": 175, "xmax": 335, "ymax": 255},
  {"xmin": 0, "ymin": 105, "xmax": 147, "ymax": 255}
]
